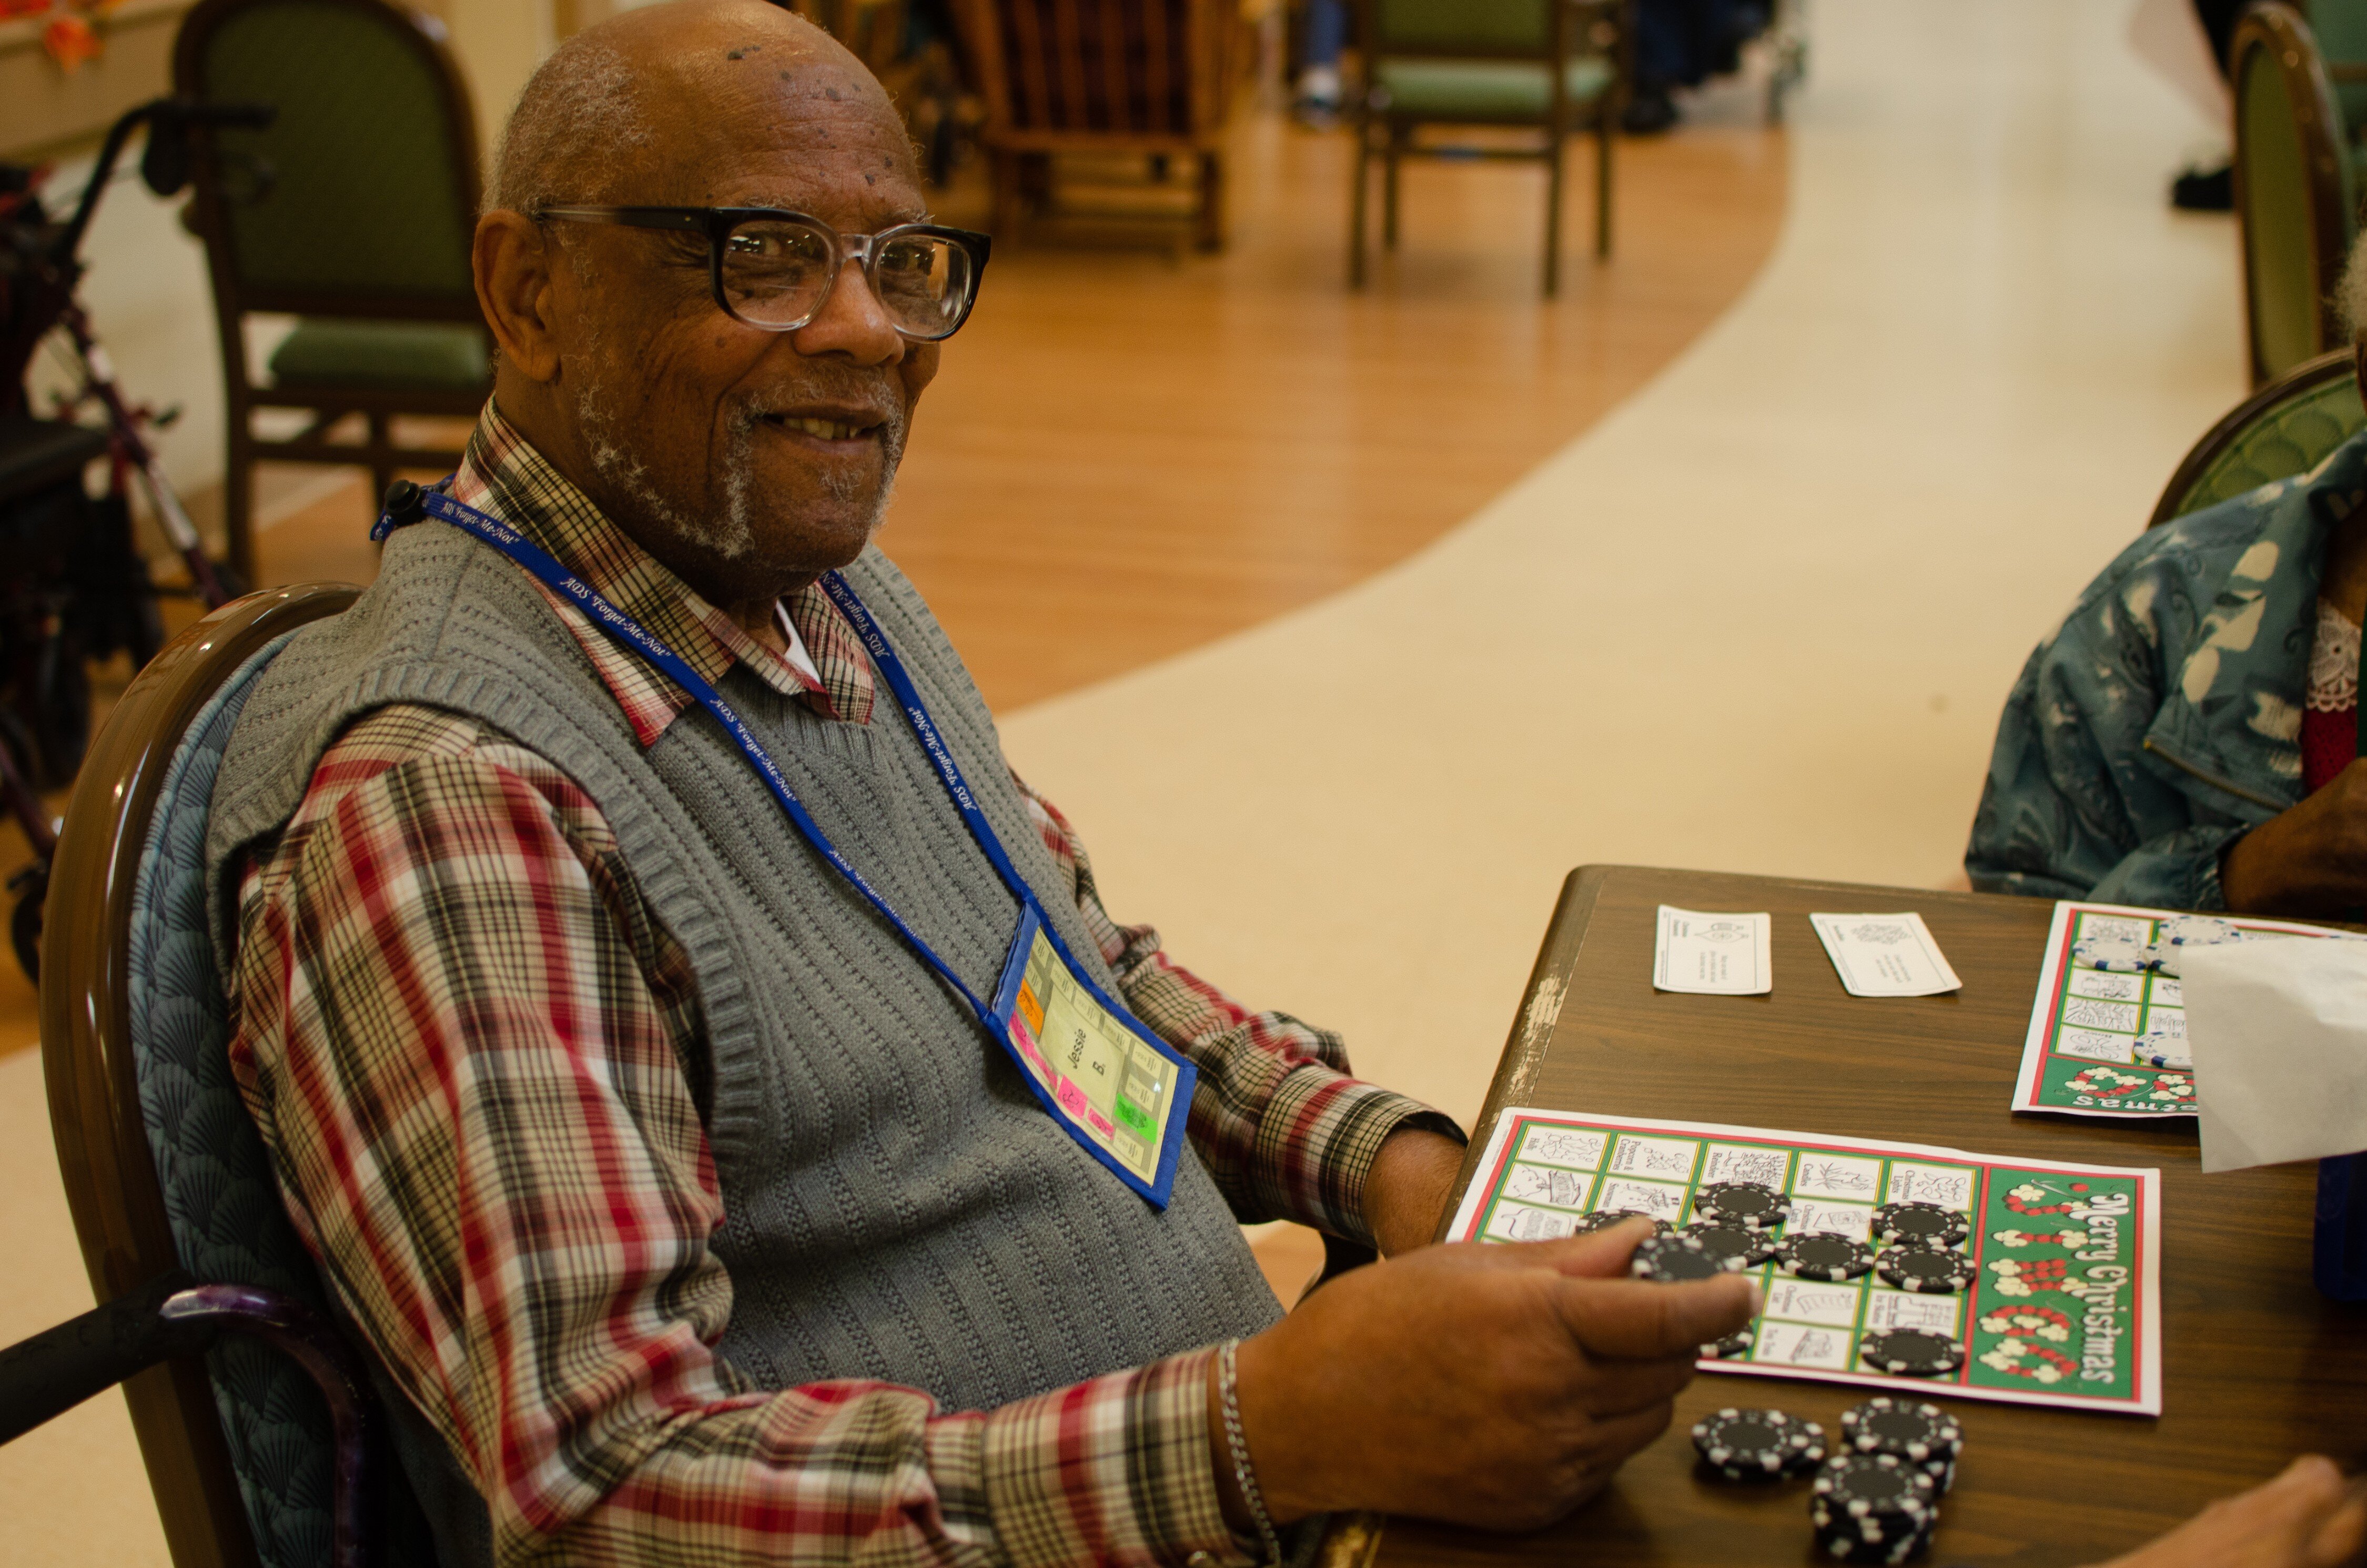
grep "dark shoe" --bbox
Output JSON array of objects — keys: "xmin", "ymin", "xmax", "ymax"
[
  {"xmin": 2171, "ymin": 163, "xmax": 2233, "ymax": 211},
  {"xmin": 1623, "ymin": 86, "xmax": 1680, "ymax": 135}
]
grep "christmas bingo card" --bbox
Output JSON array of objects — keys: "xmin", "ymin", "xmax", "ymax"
[
  {"xmin": 2012, "ymin": 901, "xmax": 2355, "ymax": 1120},
  {"xmin": 1448, "ymin": 1109, "xmax": 2162, "ymax": 1415}
]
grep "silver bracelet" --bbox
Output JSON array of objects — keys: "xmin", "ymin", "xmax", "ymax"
[{"xmin": 1217, "ymin": 1338, "xmax": 1284, "ymax": 1568}]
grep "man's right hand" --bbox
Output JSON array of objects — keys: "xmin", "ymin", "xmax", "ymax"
[
  {"xmin": 2221, "ymin": 758, "xmax": 2367, "ymax": 914},
  {"xmin": 1227, "ymin": 1218, "xmax": 1757, "ymax": 1532}
]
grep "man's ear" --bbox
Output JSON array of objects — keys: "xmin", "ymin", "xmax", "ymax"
[{"xmin": 474, "ymin": 210, "xmax": 563, "ymax": 383}]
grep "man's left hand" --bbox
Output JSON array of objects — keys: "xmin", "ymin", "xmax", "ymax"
[{"xmin": 1364, "ymin": 1128, "xmax": 1467, "ymax": 1256}]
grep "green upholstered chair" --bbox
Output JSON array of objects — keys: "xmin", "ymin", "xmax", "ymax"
[
  {"xmin": 1348, "ymin": 0, "xmax": 1631, "ymax": 297},
  {"xmin": 174, "ymin": 0, "xmax": 490, "ymax": 584},
  {"xmin": 2232, "ymin": 4, "xmax": 2354, "ymax": 387},
  {"xmin": 2149, "ymin": 348, "xmax": 2363, "ymax": 525}
]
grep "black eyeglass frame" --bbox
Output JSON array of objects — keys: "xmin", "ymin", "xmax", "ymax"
[{"xmin": 534, "ymin": 205, "xmax": 993, "ymax": 341}]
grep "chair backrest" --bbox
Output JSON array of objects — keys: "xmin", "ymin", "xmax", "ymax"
[
  {"xmin": 956, "ymin": 0, "xmax": 1237, "ymax": 144},
  {"xmin": 43, "ymin": 583, "xmax": 362, "ymax": 1568},
  {"xmin": 2233, "ymin": 4, "xmax": 2355, "ymax": 386},
  {"xmin": 1368, "ymin": 0, "xmax": 1552, "ymax": 58},
  {"xmin": 173, "ymin": 0, "xmax": 481, "ymax": 322},
  {"xmin": 2149, "ymin": 347, "xmax": 2364, "ymax": 525}
]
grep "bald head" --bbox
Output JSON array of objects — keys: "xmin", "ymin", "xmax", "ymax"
[{"xmin": 490, "ymin": 0, "xmax": 914, "ymax": 216}]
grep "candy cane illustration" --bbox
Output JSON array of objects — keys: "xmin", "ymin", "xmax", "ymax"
[{"xmin": 1978, "ymin": 1304, "xmax": 2074, "ymax": 1343}]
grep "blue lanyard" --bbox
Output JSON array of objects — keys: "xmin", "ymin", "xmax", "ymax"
[{"xmin": 379, "ymin": 488, "xmax": 1148, "ymax": 1048}]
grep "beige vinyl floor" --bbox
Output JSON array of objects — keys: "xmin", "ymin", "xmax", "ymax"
[{"xmin": 0, "ymin": 2, "xmax": 2243, "ymax": 1561}]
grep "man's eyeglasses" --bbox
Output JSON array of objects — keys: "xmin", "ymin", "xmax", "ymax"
[{"xmin": 535, "ymin": 206, "xmax": 992, "ymax": 342}]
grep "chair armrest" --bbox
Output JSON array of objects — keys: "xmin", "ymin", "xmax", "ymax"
[
  {"xmin": 0, "ymin": 1272, "xmax": 377, "ymax": 1568},
  {"xmin": 0, "ymin": 1270, "xmax": 205, "ymax": 1444}
]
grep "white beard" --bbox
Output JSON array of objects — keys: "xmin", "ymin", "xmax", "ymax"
[{"xmin": 573, "ymin": 376, "xmax": 758, "ymax": 560}]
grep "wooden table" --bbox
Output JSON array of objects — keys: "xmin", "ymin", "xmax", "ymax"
[{"xmin": 1356, "ymin": 865, "xmax": 2367, "ymax": 1567}]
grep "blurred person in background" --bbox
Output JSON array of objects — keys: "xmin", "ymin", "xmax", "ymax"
[{"xmin": 1626, "ymin": 0, "xmax": 1771, "ymax": 133}]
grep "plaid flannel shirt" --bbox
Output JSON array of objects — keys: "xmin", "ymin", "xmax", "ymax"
[{"xmin": 226, "ymin": 405, "xmax": 1452, "ymax": 1568}]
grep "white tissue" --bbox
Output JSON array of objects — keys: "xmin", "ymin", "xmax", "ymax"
[{"xmin": 2182, "ymin": 937, "xmax": 2367, "ymax": 1173}]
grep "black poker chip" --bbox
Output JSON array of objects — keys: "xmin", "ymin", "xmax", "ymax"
[
  {"xmin": 1842, "ymin": 1398, "xmax": 1964, "ymax": 1494},
  {"xmin": 1810, "ymin": 1453, "xmax": 1938, "ymax": 1562},
  {"xmin": 1810, "ymin": 1521, "xmax": 1934, "ymax": 1567},
  {"xmin": 1701, "ymin": 1329, "xmax": 1753, "ymax": 1359},
  {"xmin": 1692, "ymin": 1181, "xmax": 1789, "ymax": 1230},
  {"xmin": 1774, "ymin": 1230, "xmax": 1875, "ymax": 1281},
  {"xmin": 1632, "ymin": 1233, "xmax": 1729, "ymax": 1282},
  {"xmin": 1858, "ymin": 1329, "xmax": 1967, "ymax": 1377},
  {"xmin": 1690, "ymin": 1406, "xmax": 1826, "ymax": 1480},
  {"xmin": 1874, "ymin": 1244, "xmax": 1978, "ymax": 1296},
  {"xmin": 1810, "ymin": 1526, "xmax": 1932, "ymax": 1566},
  {"xmin": 1681, "ymin": 1220, "xmax": 1778, "ymax": 1269},
  {"xmin": 1574, "ymin": 1208, "xmax": 1672, "ymax": 1236},
  {"xmin": 1872, "ymin": 1201, "xmax": 1968, "ymax": 1250}
]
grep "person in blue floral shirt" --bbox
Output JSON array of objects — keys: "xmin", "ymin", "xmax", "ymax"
[{"xmin": 1967, "ymin": 326, "xmax": 2367, "ymax": 916}]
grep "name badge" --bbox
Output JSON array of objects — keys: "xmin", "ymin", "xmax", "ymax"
[{"xmin": 993, "ymin": 905, "xmax": 1184, "ymax": 1189}]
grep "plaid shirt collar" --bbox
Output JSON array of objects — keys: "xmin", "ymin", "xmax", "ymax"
[{"xmin": 450, "ymin": 402, "xmax": 876, "ymax": 742}]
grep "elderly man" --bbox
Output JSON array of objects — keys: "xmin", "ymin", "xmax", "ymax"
[
  {"xmin": 204, "ymin": 5, "xmax": 1754, "ymax": 1565},
  {"xmin": 205, "ymin": 4, "xmax": 2367, "ymax": 1565}
]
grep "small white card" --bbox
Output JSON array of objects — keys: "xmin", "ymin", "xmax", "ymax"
[
  {"xmin": 1809, "ymin": 912, "xmax": 1963, "ymax": 997},
  {"xmin": 1653, "ymin": 906, "xmax": 1771, "ymax": 995}
]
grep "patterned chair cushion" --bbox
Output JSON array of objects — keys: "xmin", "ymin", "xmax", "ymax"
[
  {"xmin": 2172, "ymin": 370, "xmax": 2367, "ymax": 520},
  {"xmin": 124, "ymin": 634, "xmax": 360, "ymax": 1568}
]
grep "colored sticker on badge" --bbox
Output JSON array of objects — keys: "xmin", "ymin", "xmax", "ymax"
[{"xmin": 1006, "ymin": 924, "xmax": 1175, "ymax": 1183}]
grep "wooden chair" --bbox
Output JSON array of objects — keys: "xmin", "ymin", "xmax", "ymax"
[
  {"xmin": 31, "ymin": 582, "xmax": 401, "ymax": 1568},
  {"xmin": 2232, "ymin": 3, "xmax": 2353, "ymax": 386},
  {"xmin": 1349, "ymin": 0, "xmax": 1632, "ymax": 298},
  {"xmin": 953, "ymin": 0, "xmax": 1243, "ymax": 251},
  {"xmin": 174, "ymin": 0, "xmax": 491, "ymax": 585},
  {"xmin": 2149, "ymin": 347, "xmax": 2362, "ymax": 525}
]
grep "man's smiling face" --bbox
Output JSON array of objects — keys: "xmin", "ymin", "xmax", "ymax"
[{"xmin": 528, "ymin": 11, "xmax": 940, "ymax": 600}]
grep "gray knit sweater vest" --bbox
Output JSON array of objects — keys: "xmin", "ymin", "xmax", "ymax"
[{"xmin": 204, "ymin": 523, "xmax": 1282, "ymax": 1562}]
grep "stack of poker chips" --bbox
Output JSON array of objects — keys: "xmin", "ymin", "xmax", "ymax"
[
  {"xmin": 1628, "ymin": 1228, "xmax": 1758, "ymax": 1360},
  {"xmin": 1841, "ymin": 1398, "xmax": 1964, "ymax": 1496},
  {"xmin": 1690, "ymin": 1407, "xmax": 1827, "ymax": 1482},
  {"xmin": 1691, "ymin": 1398, "xmax": 1966, "ymax": 1560},
  {"xmin": 1809, "ymin": 1452, "xmax": 1938, "ymax": 1564},
  {"xmin": 1693, "ymin": 1180, "xmax": 1790, "ymax": 1231},
  {"xmin": 1629, "ymin": 1232, "xmax": 1729, "ymax": 1282}
]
